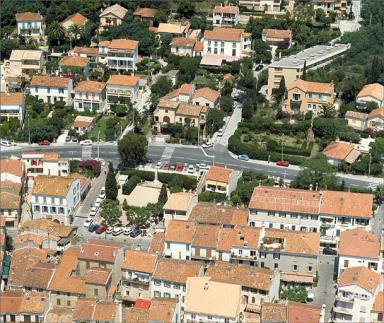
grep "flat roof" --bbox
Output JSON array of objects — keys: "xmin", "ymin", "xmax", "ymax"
[{"xmin": 270, "ymin": 44, "xmax": 350, "ymax": 69}]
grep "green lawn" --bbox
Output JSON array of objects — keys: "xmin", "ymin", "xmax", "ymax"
[{"xmin": 89, "ymin": 116, "xmax": 129, "ymax": 141}]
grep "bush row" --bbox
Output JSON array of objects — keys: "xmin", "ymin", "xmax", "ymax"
[
  {"xmin": 241, "ymin": 117, "xmax": 311, "ymax": 136},
  {"xmin": 266, "ymin": 139, "xmax": 312, "ymax": 157},
  {"xmin": 198, "ymin": 191, "xmax": 227, "ymax": 202},
  {"xmin": 122, "ymin": 175, "xmax": 141, "ymax": 195}
]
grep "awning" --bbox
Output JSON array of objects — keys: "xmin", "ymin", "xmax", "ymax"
[{"xmin": 2, "ymin": 254, "xmax": 11, "ymax": 279}]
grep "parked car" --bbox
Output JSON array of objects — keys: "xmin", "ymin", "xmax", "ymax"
[
  {"xmin": 123, "ymin": 227, "xmax": 132, "ymax": 235},
  {"xmin": 202, "ymin": 142, "xmax": 213, "ymax": 149},
  {"xmin": 130, "ymin": 227, "xmax": 142, "ymax": 238},
  {"xmin": 96, "ymin": 224, "xmax": 107, "ymax": 234},
  {"xmin": 176, "ymin": 163, "xmax": 185, "ymax": 172},
  {"xmin": 84, "ymin": 217, "xmax": 92, "ymax": 228},
  {"xmin": 217, "ymin": 129, "xmax": 224, "ymax": 137},
  {"xmin": 323, "ymin": 247, "xmax": 337, "ymax": 255},
  {"xmin": 95, "ymin": 197, "xmax": 101, "ymax": 208},
  {"xmin": 0, "ymin": 139, "xmax": 12, "ymax": 147},
  {"xmin": 255, "ymin": 64, "xmax": 264, "ymax": 71},
  {"xmin": 38, "ymin": 140, "xmax": 50, "ymax": 145},
  {"xmin": 80, "ymin": 139, "xmax": 92, "ymax": 146},
  {"xmin": 198, "ymin": 163, "xmax": 209, "ymax": 170},
  {"xmin": 276, "ymin": 160, "xmax": 289, "ymax": 167},
  {"xmin": 106, "ymin": 227, "xmax": 113, "ymax": 234},
  {"xmin": 170, "ymin": 163, "xmax": 177, "ymax": 171},
  {"xmin": 65, "ymin": 136, "xmax": 71, "ymax": 142},
  {"xmin": 156, "ymin": 161, "xmax": 162, "ymax": 169},
  {"xmin": 188, "ymin": 165, "xmax": 195, "ymax": 174},
  {"xmin": 163, "ymin": 163, "xmax": 170, "ymax": 170},
  {"xmin": 90, "ymin": 206, "xmax": 98, "ymax": 217},
  {"xmin": 88, "ymin": 223, "xmax": 100, "ymax": 232},
  {"xmin": 99, "ymin": 187, "xmax": 106, "ymax": 199},
  {"xmin": 112, "ymin": 227, "xmax": 123, "ymax": 236},
  {"xmin": 71, "ymin": 137, "xmax": 78, "ymax": 143},
  {"xmin": 238, "ymin": 154, "xmax": 250, "ymax": 161}
]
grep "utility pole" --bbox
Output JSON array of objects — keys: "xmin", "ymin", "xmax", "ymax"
[
  {"xmin": 28, "ymin": 115, "xmax": 31, "ymax": 145},
  {"xmin": 97, "ymin": 130, "xmax": 100, "ymax": 160},
  {"xmin": 368, "ymin": 153, "xmax": 372, "ymax": 177},
  {"xmin": 281, "ymin": 140, "xmax": 284, "ymax": 161},
  {"xmin": 197, "ymin": 114, "xmax": 200, "ymax": 147}
]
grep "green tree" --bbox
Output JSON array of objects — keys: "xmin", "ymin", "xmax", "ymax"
[
  {"xmin": 178, "ymin": 56, "xmax": 201, "ymax": 84},
  {"xmin": 150, "ymin": 75, "xmax": 173, "ymax": 108},
  {"xmin": 367, "ymin": 56, "xmax": 384, "ymax": 84},
  {"xmin": 302, "ymin": 60, "xmax": 307, "ymax": 81},
  {"xmin": 274, "ymin": 77, "xmax": 286, "ymax": 103},
  {"xmin": 319, "ymin": 103, "xmax": 336, "ymax": 118},
  {"xmin": 100, "ymin": 199, "xmax": 121, "ymax": 224},
  {"xmin": 154, "ymin": 9, "xmax": 167, "ymax": 27},
  {"xmin": 68, "ymin": 24, "xmax": 82, "ymax": 41},
  {"xmin": 177, "ymin": 0, "xmax": 195, "ymax": 18},
  {"xmin": 221, "ymin": 81, "xmax": 233, "ymax": 97},
  {"xmin": 206, "ymin": 109, "xmax": 225, "ymax": 135},
  {"xmin": 281, "ymin": 286, "xmax": 308, "ymax": 303},
  {"xmin": 105, "ymin": 163, "xmax": 118, "ymax": 200},
  {"xmin": 242, "ymin": 97, "xmax": 255, "ymax": 120},
  {"xmin": 220, "ymin": 96, "xmax": 234, "ymax": 114},
  {"xmin": 47, "ymin": 21, "xmax": 66, "ymax": 47},
  {"xmin": 253, "ymin": 39, "xmax": 272, "ymax": 63},
  {"xmin": 118, "ymin": 133, "xmax": 148, "ymax": 167},
  {"xmin": 158, "ymin": 184, "xmax": 168, "ymax": 204}
]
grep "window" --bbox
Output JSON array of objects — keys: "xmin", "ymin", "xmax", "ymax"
[
  {"xmin": 280, "ymin": 224, "xmax": 284, "ymax": 229},
  {"xmin": 34, "ymin": 205, "xmax": 40, "ymax": 212},
  {"xmin": 293, "ymin": 264, "xmax": 298, "ymax": 271},
  {"xmin": 174, "ymin": 283, "xmax": 180, "ymax": 289},
  {"xmin": 214, "ymin": 48, "xmax": 218, "ymax": 54},
  {"xmin": 166, "ymin": 242, "xmax": 170, "ymax": 249},
  {"xmin": 238, "ymin": 249, "xmax": 243, "ymax": 255},
  {"xmin": 191, "ymin": 314, "xmax": 196, "ymax": 320},
  {"xmin": 273, "ymin": 253, "xmax": 280, "ymax": 259},
  {"xmin": 57, "ymin": 299, "xmax": 61, "ymax": 305},
  {"xmin": 292, "ymin": 225, "xmax": 296, "ymax": 230},
  {"xmin": 208, "ymin": 315, "xmax": 213, "ymax": 320},
  {"xmin": 67, "ymin": 300, "xmax": 71, "ymax": 306},
  {"xmin": 344, "ymin": 259, "xmax": 349, "ymax": 268},
  {"xmin": 94, "ymin": 288, "xmax": 98, "ymax": 296},
  {"xmin": 164, "ymin": 281, "xmax": 171, "ymax": 288},
  {"xmin": 280, "ymin": 212, "xmax": 286, "ymax": 218},
  {"xmin": 274, "ymin": 263, "xmax": 279, "ymax": 269},
  {"xmin": 225, "ymin": 318, "xmax": 229, "ymax": 323},
  {"xmin": 260, "ymin": 262, "xmax": 265, "ymax": 268},
  {"xmin": 259, "ymin": 252, "xmax": 266, "ymax": 258},
  {"xmin": 269, "ymin": 223, "xmax": 273, "ymax": 228},
  {"xmin": 306, "ymin": 93, "xmax": 312, "ymax": 99},
  {"xmin": 221, "ymin": 41, "xmax": 224, "ymax": 47},
  {"xmin": 232, "ymin": 49, "xmax": 236, "ymax": 56},
  {"xmin": 232, "ymin": 42, "xmax": 236, "ymax": 48},
  {"xmin": 308, "ymin": 266, "xmax": 313, "ymax": 272},
  {"xmin": 154, "ymin": 291, "xmax": 161, "ymax": 297},
  {"xmin": 208, "ymin": 41, "xmax": 211, "ymax": 46},
  {"xmin": 214, "ymin": 41, "xmax": 218, "ymax": 47},
  {"xmin": 220, "ymin": 48, "xmax": 224, "ymax": 54}
]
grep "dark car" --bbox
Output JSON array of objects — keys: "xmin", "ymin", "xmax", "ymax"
[
  {"xmin": 323, "ymin": 247, "xmax": 337, "ymax": 255},
  {"xmin": 170, "ymin": 163, "xmax": 177, "ymax": 171},
  {"xmin": 255, "ymin": 64, "xmax": 264, "ymax": 71},
  {"xmin": 38, "ymin": 140, "xmax": 50, "ymax": 145},
  {"xmin": 65, "ymin": 136, "xmax": 71, "ymax": 142},
  {"xmin": 96, "ymin": 224, "xmax": 107, "ymax": 234},
  {"xmin": 130, "ymin": 228, "xmax": 142, "ymax": 238},
  {"xmin": 88, "ymin": 223, "xmax": 100, "ymax": 233}
]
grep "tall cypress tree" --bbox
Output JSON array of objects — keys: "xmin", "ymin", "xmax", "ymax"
[
  {"xmin": 302, "ymin": 60, "xmax": 307, "ymax": 80},
  {"xmin": 105, "ymin": 162, "xmax": 118, "ymax": 200}
]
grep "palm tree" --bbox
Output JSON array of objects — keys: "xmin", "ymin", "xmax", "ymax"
[
  {"xmin": 68, "ymin": 24, "xmax": 82, "ymax": 40},
  {"xmin": 47, "ymin": 22, "xmax": 66, "ymax": 46}
]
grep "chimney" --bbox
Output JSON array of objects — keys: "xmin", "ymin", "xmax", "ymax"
[{"xmin": 204, "ymin": 282, "xmax": 209, "ymax": 290}]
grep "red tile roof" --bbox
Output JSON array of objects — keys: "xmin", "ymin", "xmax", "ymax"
[
  {"xmin": 263, "ymin": 28, "xmax": 292, "ymax": 39},
  {"xmin": 61, "ymin": 12, "xmax": 88, "ymax": 27},
  {"xmin": 206, "ymin": 165, "xmax": 233, "ymax": 183},
  {"xmin": 339, "ymin": 228, "xmax": 380, "ymax": 259},
  {"xmin": 133, "ymin": 7, "xmax": 157, "ymax": 18},
  {"xmin": 339, "ymin": 266, "xmax": 380, "ymax": 292},
  {"xmin": 15, "ymin": 12, "xmax": 43, "ymax": 21},
  {"xmin": 288, "ymin": 79, "xmax": 333, "ymax": 94},
  {"xmin": 108, "ymin": 38, "xmax": 139, "ymax": 51},
  {"xmin": 193, "ymin": 87, "xmax": 220, "ymax": 102},
  {"xmin": 204, "ymin": 27, "xmax": 246, "ymax": 42},
  {"xmin": 213, "ymin": 5, "xmax": 239, "ymax": 14},
  {"xmin": 0, "ymin": 158, "xmax": 24, "ymax": 177},
  {"xmin": 0, "ymin": 92, "xmax": 24, "ymax": 106},
  {"xmin": 107, "ymin": 74, "xmax": 140, "ymax": 87},
  {"xmin": 78, "ymin": 240, "xmax": 120, "ymax": 263},
  {"xmin": 31, "ymin": 76, "xmax": 70, "ymax": 88}
]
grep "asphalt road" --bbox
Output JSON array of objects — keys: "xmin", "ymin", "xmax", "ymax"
[{"xmin": 2, "ymin": 142, "xmax": 383, "ymax": 189}]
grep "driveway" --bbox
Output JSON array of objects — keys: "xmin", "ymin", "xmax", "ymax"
[
  {"xmin": 216, "ymin": 106, "xmax": 242, "ymax": 147},
  {"xmin": 371, "ymin": 204, "xmax": 383, "ymax": 240}
]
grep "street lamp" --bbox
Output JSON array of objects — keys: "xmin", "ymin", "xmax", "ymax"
[
  {"xmin": 368, "ymin": 153, "xmax": 372, "ymax": 177},
  {"xmin": 97, "ymin": 130, "xmax": 100, "ymax": 160}
]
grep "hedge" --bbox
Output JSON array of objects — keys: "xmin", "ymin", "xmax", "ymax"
[
  {"xmin": 122, "ymin": 175, "xmax": 141, "ymax": 195},
  {"xmin": 120, "ymin": 169, "xmax": 155, "ymax": 181},
  {"xmin": 198, "ymin": 191, "xmax": 227, "ymax": 202},
  {"xmin": 266, "ymin": 139, "xmax": 312, "ymax": 157}
]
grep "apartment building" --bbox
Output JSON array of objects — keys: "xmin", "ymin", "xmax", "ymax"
[
  {"xmin": 15, "ymin": 12, "xmax": 45, "ymax": 39},
  {"xmin": 84, "ymin": 268, "xmax": 114, "ymax": 300},
  {"xmin": 337, "ymin": 228, "xmax": 381, "ymax": 277},
  {"xmin": 73, "ymin": 80, "xmax": 106, "ymax": 112},
  {"xmin": 106, "ymin": 74, "xmax": 140, "ymax": 109},
  {"xmin": 333, "ymin": 266, "xmax": 381, "ymax": 323},
  {"xmin": 163, "ymin": 192, "xmax": 197, "ymax": 226},
  {"xmin": 30, "ymin": 76, "xmax": 73, "ymax": 105},
  {"xmin": 5, "ymin": 50, "xmax": 44, "ymax": 79},
  {"xmin": 133, "ymin": 7, "xmax": 157, "ymax": 26},
  {"xmin": 346, "ymin": 107, "xmax": 384, "ymax": 132},
  {"xmin": 267, "ymin": 44, "xmax": 350, "ymax": 100},
  {"xmin": 150, "ymin": 258, "xmax": 204, "ymax": 307},
  {"xmin": 0, "ymin": 92, "xmax": 25, "ymax": 125},
  {"xmin": 285, "ymin": 79, "xmax": 334, "ymax": 115},
  {"xmin": 21, "ymin": 152, "xmax": 69, "ymax": 185},
  {"xmin": 212, "ymin": 5, "xmax": 240, "ymax": 26},
  {"xmin": 184, "ymin": 277, "xmax": 243, "ymax": 323},
  {"xmin": 248, "ymin": 186, "xmax": 373, "ymax": 247},
  {"xmin": 120, "ymin": 250, "xmax": 158, "ymax": 302},
  {"xmin": 313, "ymin": 0, "xmax": 348, "ymax": 15},
  {"xmin": 99, "ymin": 4, "xmax": 128, "ymax": 32},
  {"xmin": 322, "ymin": 141, "xmax": 361, "ymax": 166},
  {"xmin": 192, "ymin": 87, "xmax": 220, "ymax": 108},
  {"xmin": 356, "ymin": 83, "xmax": 384, "ymax": 109},
  {"xmin": 107, "ymin": 38, "xmax": 139, "ymax": 72},
  {"xmin": 205, "ymin": 165, "xmax": 240, "ymax": 198},
  {"xmin": 239, "ymin": 0, "xmax": 284, "ymax": 12},
  {"xmin": 262, "ymin": 28, "xmax": 292, "ymax": 48},
  {"xmin": 59, "ymin": 56, "xmax": 90, "ymax": 77}
]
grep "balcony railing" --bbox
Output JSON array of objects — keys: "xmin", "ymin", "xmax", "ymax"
[
  {"xmin": 335, "ymin": 294, "xmax": 354, "ymax": 303},
  {"xmin": 333, "ymin": 306, "xmax": 353, "ymax": 315}
]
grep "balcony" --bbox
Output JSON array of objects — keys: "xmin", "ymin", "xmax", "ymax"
[
  {"xmin": 231, "ymin": 253, "xmax": 257, "ymax": 260},
  {"xmin": 333, "ymin": 306, "xmax": 353, "ymax": 315},
  {"xmin": 335, "ymin": 294, "xmax": 354, "ymax": 303},
  {"xmin": 123, "ymin": 276, "xmax": 150, "ymax": 285}
]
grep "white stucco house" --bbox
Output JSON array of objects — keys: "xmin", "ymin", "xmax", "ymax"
[
  {"xmin": 0, "ymin": 92, "xmax": 25, "ymax": 125},
  {"xmin": 30, "ymin": 75, "xmax": 73, "ymax": 105}
]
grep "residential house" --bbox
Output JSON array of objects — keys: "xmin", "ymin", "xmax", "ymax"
[
  {"xmin": 346, "ymin": 107, "xmax": 384, "ymax": 132},
  {"xmin": 133, "ymin": 8, "xmax": 157, "ymax": 26},
  {"xmin": 370, "ymin": 291, "xmax": 384, "ymax": 323},
  {"xmin": 21, "ymin": 152, "xmax": 69, "ymax": 185},
  {"xmin": 164, "ymin": 220, "xmax": 196, "ymax": 260},
  {"xmin": 333, "ymin": 266, "xmax": 381, "ymax": 323},
  {"xmin": 31, "ymin": 175, "xmax": 80, "ymax": 225},
  {"xmin": 345, "ymin": 110, "xmax": 370, "ymax": 131},
  {"xmin": 170, "ymin": 37, "xmax": 197, "ymax": 56},
  {"xmin": 151, "ymin": 258, "xmax": 204, "ymax": 306},
  {"xmin": 61, "ymin": 13, "xmax": 88, "ymax": 32},
  {"xmin": 366, "ymin": 107, "xmax": 384, "ymax": 131},
  {"xmin": 356, "ymin": 83, "xmax": 384, "ymax": 109},
  {"xmin": 106, "ymin": 74, "xmax": 140, "ymax": 109},
  {"xmin": 99, "ymin": 4, "xmax": 128, "ymax": 32},
  {"xmin": 0, "ymin": 158, "xmax": 25, "ymax": 227},
  {"xmin": 69, "ymin": 172, "xmax": 91, "ymax": 201},
  {"xmin": 59, "ymin": 56, "xmax": 90, "ymax": 77},
  {"xmin": 184, "ymin": 277, "xmax": 244, "ymax": 322},
  {"xmin": 72, "ymin": 115, "xmax": 94, "ymax": 135},
  {"xmin": 205, "ymin": 165, "xmax": 240, "ymax": 198},
  {"xmin": 14, "ymin": 231, "xmax": 61, "ymax": 252},
  {"xmin": 156, "ymin": 23, "xmax": 190, "ymax": 38},
  {"xmin": 0, "ymin": 92, "xmax": 25, "ymax": 125},
  {"xmin": 192, "ymin": 87, "xmax": 220, "ymax": 108},
  {"xmin": 72, "ymin": 46, "xmax": 99, "ymax": 63},
  {"xmin": 74, "ymin": 80, "xmax": 106, "ymax": 112},
  {"xmin": 248, "ymin": 186, "xmax": 373, "ymax": 247},
  {"xmin": 148, "ymin": 232, "xmax": 165, "ymax": 255},
  {"xmin": 0, "ymin": 290, "xmax": 48, "ymax": 323},
  {"xmin": 285, "ymin": 79, "xmax": 334, "ymax": 115},
  {"xmin": 30, "ymin": 76, "xmax": 73, "ymax": 105},
  {"xmin": 163, "ymin": 192, "xmax": 198, "ymax": 226},
  {"xmin": 98, "ymin": 40, "xmax": 110, "ymax": 64},
  {"xmin": 84, "ymin": 268, "xmax": 114, "ymax": 301},
  {"xmin": 261, "ymin": 301, "xmax": 323, "ymax": 323},
  {"xmin": 126, "ymin": 298, "xmax": 180, "ymax": 323},
  {"xmin": 239, "ymin": 0, "xmax": 284, "ymax": 12},
  {"xmin": 205, "ymin": 261, "xmax": 280, "ymax": 310},
  {"xmin": 120, "ymin": 250, "xmax": 158, "ymax": 303},
  {"xmin": 262, "ymin": 29, "xmax": 293, "ymax": 48},
  {"xmin": 72, "ymin": 298, "xmax": 119, "ymax": 323},
  {"xmin": 166, "ymin": 83, "xmax": 195, "ymax": 102},
  {"xmin": 267, "ymin": 44, "xmax": 350, "ymax": 100},
  {"xmin": 323, "ymin": 141, "xmax": 361, "ymax": 166},
  {"xmin": 338, "ymin": 228, "xmax": 381, "ymax": 276},
  {"xmin": 153, "ymin": 98, "xmax": 180, "ymax": 132},
  {"xmin": 4, "ymin": 50, "xmax": 44, "ymax": 79},
  {"xmin": 107, "ymin": 38, "xmax": 139, "ymax": 72},
  {"xmin": 313, "ymin": 0, "xmax": 348, "ymax": 15},
  {"xmin": 201, "ymin": 27, "xmax": 252, "ymax": 66},
  {"xmin": 194, "ymin": 41, "xmax": 204, "ymax": 57},
  {"xmin": 15, "ymin": 12, "xmax": 45, "ymax": 39},
  {"xmin": 212, "ymin": 5, "xmax": 239, "ymax": 26}
]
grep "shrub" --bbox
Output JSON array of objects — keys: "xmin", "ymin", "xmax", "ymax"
[
  {"xmin": 122, "ymin": 175, "xmax": 141, "ymax": 195},
  {"xmin": 198, "ymin": 191, "xmax": 227, "ymax": 202},
  {"xmin": 120, "ymin": 169, "xmax": 155, "ymax": 181}
]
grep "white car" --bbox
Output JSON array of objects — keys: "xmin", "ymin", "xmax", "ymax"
[
  {"xmin": 112, "ymin": 227, "xmax": 123, "ymax": 236},
  {"xmin": 188, "ymin": 165, "xmax": 195, "ymax": 174},
  {"xmin": 80, "ymin": 139, "xmax": 93, "ymax": 146},
  {"xmin": 99, "ymin": 190, "xmax": 106, "ymax": 199},
  {"xmin": 217, "ymin": 129, "xmax": 224, "ymax": 137},
  {"xmin": 84, "ymin": 217, "xmax": 92, "ymax": 228},
  {"xmin": 106, "ymin": 227, "xmax": 113, "ymax": 234},
  {"xmin": 95, "ymin": 198, "xmax": 101, "ymax": 208},
  {"xmin": 156, "ymin": 161, "xmax": 162, "ymax": 168},
  {"xmin": 199, "ymin": 163, "xmax": 209, "ymax": 170},
  {"xmin": 202, "ymin": 142, "xmax": 213, "ymax": 149},
  {"xmin": 90, "ymin": 206, "xmax": 98, "ymax": 217},
  {"xmin": 123, "ymin": 227, "xmax": 132, "ymax": 235},
  {"xmin": 0, "ymin": 139, "xmax": 12, "ymax": 147}
]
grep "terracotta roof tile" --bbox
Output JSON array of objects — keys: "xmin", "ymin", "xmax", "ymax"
[
  {"xmin": 165, "ymin": 220, "xmax": 195, "ymax": 244},
  {"xmin": 108, "ymin": 38, "xmax": 139, "ymax": 51},
  {"xmin": 70, "ymin": 172, "xmax": 91, "ymax": 192},
  {"xmin": 85, "ymin": 268, "xmax": 111, "ymax": 285},
  {"xmin": 204, "ymin": 27, "xmax": 245, "ymax": 42},
  {"xmin": 148, "ymin": 232, "xmax": 165, "ymax": 254},
  {"xmin": 357, "ymin": 83, "xmax": 384, "ymax": 101},
  {"xmin": 194, "ymin": 41, "xmax": 204, "ymax": 52},
  {"xmin": 288, "ymin": 301, "xmax": 322, "ymax": 323},
  {"xmin": 163, "ymin": 192, "xmax": 195, "ymax": 211},
  {"xmin": 31, "ymin": 76, "xmax": 70, "ymax": 88},
  {"xmin": 15, "ymin": 12, "xmax": 43, "ymax": 21},
  {"xmin": 0, "ymin": 92, "xmax": 24, "ymax": 106},
  {"xmin": 121, "ymin": 250, "xmax": 158, "ymax": 273},
  {"xmin": 193, "ymin": 225, "xmax": 220, "ymax": 248},
  {"xmin": 20, "ymin": 218, "xmax": 74, "ymax": 237},
  {"xmin": 0, "ymin": 192, "xmax": 20, "ymax": 210},
  {"xmin": 107, "ymin": 74, "xmax": 140, "ymax": 87},
  {"xmin": 93, "ymin": 302, "xmax": 117, "ymax": 321},
  {"xmin": 189, "ymin": 203, "xmax": 248, "ymax": 226},
  {"xmin": 157, "ymin": 98, "xmax": 180, "ymax": 110},
  {"xmin": 217, "ymin": 226, "xmax": 260, "ymax": 251},
  {"xmin": 213, "ymin": 5, "xmax": 239, "ymax": 14},
  {"xmin": 78, "ymin": 240, "xmax": 120, "ymax": 263},
  {"xmin": 73, "ymin": 299, "xmax": 117, "ymax": 321},
  {"xmin": 126, "ymin": 308, "xmax": 149, "ymax": 322},
  {"xmin": 153, "ymin": 258, "xmax": 202, "ymax": 284},
  {"xmin": 73, "ymin": 46, "xmax": 98, "ymax": 56},
  {"xmin": 170, "ymin": 37, "xmax": 196, "ymax": 47},
  {"xmin": 133, "ymin": 7, "xmax": 157, "ymax": 18},
  {"xmin": 193, "ymin": 87, "xmax": 220, "ymax": 102},
  {"xmin": 205, "ymin": 261, "xmax": 274, "ymax": 291},
  {"xmin": 157, "ymin": 23, "xmax": 188, "ymax": 34},
  {"xmin": 32, "ymin": 175, "xmax": 78, "ymax": 197},
  {"xmin": 263, "ymin": 28, "xmax": 292, "ymax": 39},
  {"xmin": 61, "ymin": 13, "xmax": 88, "ymax": 27},
  {"xmin": 59, "ymin": 55, "xmax": 89, "ymax": 67},
  {"xmin": 206, "ymin": 165, "xmax": 232, "ymax": 183},
  {"xmin": 0, "ymin": 290, "xmax": 48, "ymax": 315},
  {"xmin": 261, "ymin": 302, "xmax": 287, "ymax": 322},
  {"xmin": 345, "ymin": 110, "xmax": 368, "ymax": 121},
  {"xmin": 372, "ymin": 291, "xmax": 384, "ymax": 313},
  {"xmin": 177, "ymin": 103, "xmax": 208, "ymax": 117},
  {"xmin": 99, "ymin": 40, "xmax": 110, "ymax": 47},
  {"xmin": 339, "ymin": 266, "xmax": 380, "ymax": 292},
  {"xmin": 0, "ymin": 158, "xmax": 25, "ymax": 178},
  {"xmin": 74, "ymin": 80, "xmax": 105, "ymax": 93},
  {"xmin": 45, "ymin": 306, "xmax": 74, "ymax": 323},
  {"xmin": 10, "ymin": 49, "xmax": 43, "ymax": 61},
  {"xmin": 369, "ymin": 107, "xmax": 384, "ymax": 117},
  {"xmin": 22, "ymin": 151, "xmax": 60, "ymax": 161},
  {"xmin": 0, "ymin": 180, "xmax": 22, "ymax": 196},
  {"xmin": 322, "ymin": 141, "xmax": 359, "ymax": 161},
  {"xmin": 288, "ymin": 79, "xmax": 333, "ymax": 94},
  {"xmin": 339, "ymin": 228, "xmax": 380, "ymax": 259},
  {"xmin": 73, "ymin": 115, "xmax": 94, "ymax": 128},
  {"xmin": 100, "ymin": 4, "xmax": 128, "ymax": 19},
  {"xmin": 149, "ymin": 298, "xmax": 178, "ymax": 322}
]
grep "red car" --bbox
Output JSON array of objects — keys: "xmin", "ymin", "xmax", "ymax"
[
  {"xmin": 96, "ymin": 224, "xmax": 107, "ymax": 234},
  {"xmin": 37, "ymin": 140, "xmax": 50, "ymax": 145},
  {"xmin": 176, "ymin": 163, "xmax": 185, "ymax": 172},
  {"xmin": 276, "ymin": 160, "xmax": 289, "ymax": 167},
  {"xmin": 163, "ymin": 163, "xmax": 170, "ymax": 170}
]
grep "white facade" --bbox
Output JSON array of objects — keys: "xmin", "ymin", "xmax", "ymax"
[
  {"xmin": 213, "ymin": 9, "xmax": 239, "ymax": 26},
  {"xmin": 17, "ymin": 19, "xmax": 45, "ymax": 39},
  {"xmin": 184, "ymin": 311, "xmax": 238, "ymax": 323},
  {"xmin": 338, "ymin": 255, "xmax": 381, "ymax": 277},
  {"xmin": 151, "ymin": 279, "xmax": 187, "ymax": 306},
  {"xmin": 203, "ymin": 36, "xmax": 251, "ymax": 59},
  {"xmin": 31, "ymin": 179, "xmax": 80, "ymax": 226},
  {"xmin": 192, "ymin": 96, "xmax": 217, "ymax": 109},
  {"xmin": 74, "ymin": 90, "xmax": 106, "ymax": 113},
  {"xmin": 106, "ymin": 83, "xmax": 139, "ymax": 108},
  {"xmin": 30, "ymin": 80, "xmax": 73, "ymax": 105},
  {"xmin": 107, "ymin": 46, "xmax": 138, "ymax": 72},
  {"xmin": 238, "ymin": 0, "xmax": 283, "ymax": 12},
  {"xmin": 0, "ymin": 94, "xmax": 25, "ymax": 125},
  {"xmin": 170, "ymin": 46, "xmax": 194, "ymax": 56},
  {"xmin": 165, "ymin": 241, "xmax": 191, "ymax": 260}
]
